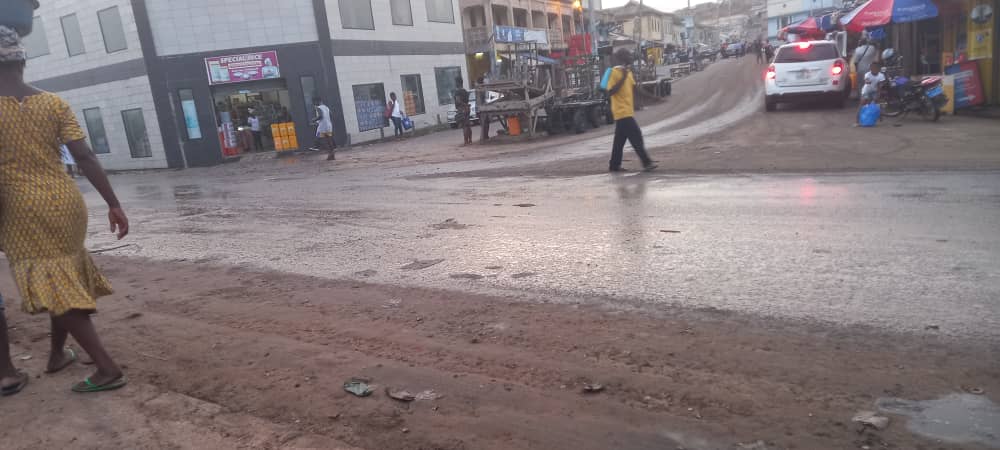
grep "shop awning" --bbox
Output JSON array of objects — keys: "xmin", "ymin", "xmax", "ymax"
[{"xmin": 839, "ymin": 0, "xmax": 939, "ymax": 32}]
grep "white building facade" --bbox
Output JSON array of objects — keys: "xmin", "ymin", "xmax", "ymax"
[{"xmin": 20, "ymin": 0, "xmax": 468, "ymax": 169}]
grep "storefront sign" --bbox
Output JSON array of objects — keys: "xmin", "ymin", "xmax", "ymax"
[
  {"xmin": 967, "ymin": 0, "xmax": 993, "ymax": 60},
  {"xmin": 205, "ymin": 51, "xmax": 280, "ymax": 85},
  {"xmin": 495, "ymin": 26, "xmax": 525, "ymax": 43},
  {"xmin": 944, "ymin": 61, "xmax": 985, "ymax": 108}
]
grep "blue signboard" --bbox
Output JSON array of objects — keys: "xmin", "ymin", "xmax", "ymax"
[{"xmin": 495, "ymin": 26, "xmax": 526, "ymax": 43}]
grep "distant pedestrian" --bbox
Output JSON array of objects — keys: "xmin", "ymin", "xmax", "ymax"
[
  {"xmin": 60, "ymin": 144, "xmax": 77, "ymax": 177},
  {"xmin": 606, "ymin": 49, "xmax": 657, "ymax": 172},
  {"xmin": 477, "ymin": 77, "xmax": 490, "ymax": 142},
  {"xmin": 852, "ymin": 39, "xmax": 879, "ymax": 95},
  {"xmin": 312, "ymin": 97, "xmax": 336, "ymax": 160},
  {"xmin": 453, "ymin": 77, "xmax": 472, "ymax": 145},
  {"xmin": 856, "ymin": 61, "xmax": 885, "ymax": 126},
  {"xmin": 388, "ymin": 92, "xmax": 404, "ymax": 138},
  {"xmin": 247, "ymin": 112, "xmax": 262, "ymax": 150},
  {"xmin": 754, "ymin": 40, "xmax": 764, "ymax": 64},
  {"xmin": 765, "ymin": 43, "xmax": 775, "ymax": 61}
]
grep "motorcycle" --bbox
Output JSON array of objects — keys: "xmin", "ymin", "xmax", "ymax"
[
  {"xmin": 878, "ymin": 75, "xmax": 948, "ymax": 122},
  {"xmin": 877, "ymin": 49, "xmax": 948, "ymax": 122}
]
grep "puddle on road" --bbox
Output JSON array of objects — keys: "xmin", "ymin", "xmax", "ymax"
[{"xmin": 877, "ymin": 393, "xmax": 1000, "ymax": 448}]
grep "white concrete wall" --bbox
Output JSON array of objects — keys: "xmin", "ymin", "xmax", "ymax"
[
  {"xmin": 326, "ymin": 0, "xmax": 464, "ymax": 41},
  {"xmin": 335, "ymin": 54, "xmax": 467, "ymax": 143},
  {"xmin": 23, "ymin": 0, "xmax": 143, "ymax": 81},
  {"xmin": 146, "ymin": 0, "xmax": 319, "ymax": 56},
  {"xmin": 59, "ymin": 77, "xmax": 169, "ymax": 171}
]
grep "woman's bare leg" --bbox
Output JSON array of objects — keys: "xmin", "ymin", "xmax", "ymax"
[
  {"xmin": 0, "ymin": 311, "xmax": 21, "ymax": 388},
  {"xmin": 47, "ymin": 316, "xmax": 75, "ymax": 371},
  {"xmin": 52, "ymin": 310, "xmax": 121, "ymax": 384}
]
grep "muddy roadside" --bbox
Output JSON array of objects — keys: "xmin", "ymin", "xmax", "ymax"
[{"xmin": 0, "ymin": 256, "xmax": 996, "ymax": 450}]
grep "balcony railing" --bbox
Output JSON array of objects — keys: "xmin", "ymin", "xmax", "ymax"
[{"xmin": 463, "ymin": 26, "xmax": 569, "ymax": 52}]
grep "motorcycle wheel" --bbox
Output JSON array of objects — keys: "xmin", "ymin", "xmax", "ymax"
[
  {"xmin": 880, "ymin": 99, "xmax": 903, "ymax": 117},
  {"xmin": 920, "ymin": 98, "xmax": 940, "ymax": 122}
]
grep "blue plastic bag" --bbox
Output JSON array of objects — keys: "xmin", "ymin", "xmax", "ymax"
[
  {"xmin": 859, "ymin": 103, "xmax": 880, "ymax": 127},
  {"xmin": 402, "ymin": 116, "xmax": 413, "ymax": 131},
  {"xmin": 599, "ymin": 67, "xmax": 613, "ymax": 91}
]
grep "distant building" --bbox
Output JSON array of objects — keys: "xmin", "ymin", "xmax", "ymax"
[
  {"xmin": 603, "ymin": 0, "xmax": 681, "ymax": 46},
  {"xmin": 766, "ymin": 0, "xmax": 842, "ymax": 41}
]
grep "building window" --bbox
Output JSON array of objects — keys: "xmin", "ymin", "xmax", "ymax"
[
  {"xmin": 300, "ymin": 76, "xmax": 317, "ymax": 119},
  {"xmin": 340, "ymin": 0, "xmax": 375, "ymax": 30},
  {"xmin": 391, "ymin": 0, "xmax": 414, "ymax": 26},
  {"xmin": 426, "ymin": 0, "xmax": 455, "ymax": 23},
  {"xmin": 82, "ymin": 108, "xmax": 110, "ymax": 154},
  {"xmin": 178, "ymin": 89, "xmax": 202, "ymax": 140},
  {"xmin": 121, "ymin": 109, "xmax": 151, "ymax": 158},
  {"xmin": 60, "ymin": 14, "xmax": 86, "ymax": 56},
  {"xmin": 98, "ymin": 6, "xmax": 128, "ymax": 53},
  {"xmin": 22, "ymin": 17, "xmax": 50, "ymax": 58},
  {"xmin": 352, "ymin": 83, "xmax": 386, "ymax": 132},
  {"xmin": 434, "ymin": 67, "xmax": 462, "ymax": 105},
  {"xmin": 400, "ymin": 74, "xmax": 425, "ymax": 115}
]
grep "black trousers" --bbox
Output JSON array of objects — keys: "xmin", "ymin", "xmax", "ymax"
[
  {"xmin": 252, "ymin": 131, "xmax": 262, "ymax": 150},
  {"xmin": 610, "ymin": 117, "xmax": 652, "ymax": 169}
]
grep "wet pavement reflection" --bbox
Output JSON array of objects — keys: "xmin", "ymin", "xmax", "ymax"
[{"xmin": 80, "ymin": 168, "xmax": 1000, "ymax": 341}]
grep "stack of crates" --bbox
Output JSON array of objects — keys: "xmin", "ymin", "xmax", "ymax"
[{"xmin": 270, "ymin": 122, "xmax": 299, "ymax": 152}]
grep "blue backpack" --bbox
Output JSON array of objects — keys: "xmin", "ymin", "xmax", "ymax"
[{"xmin": 859, "ymin": 103, "xmax": 880, "ymax": 127}]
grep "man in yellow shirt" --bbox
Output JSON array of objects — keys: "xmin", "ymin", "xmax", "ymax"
[{"xmin": 607, "ymin": 49, "xmax": 657, "ymax": 172}]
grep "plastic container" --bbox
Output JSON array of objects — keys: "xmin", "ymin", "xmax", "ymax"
[
  {"xmin": 508, "ymin": 115, "xmax": 521, "ymax": 136},
  {"xmin": 0, "ymin": 0, "xmax": 40, "ymax": 36}
]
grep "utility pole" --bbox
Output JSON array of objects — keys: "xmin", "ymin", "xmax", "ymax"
[{"xmin": 589, "ymin": 0, "xmax": 596, "ymax": 55}]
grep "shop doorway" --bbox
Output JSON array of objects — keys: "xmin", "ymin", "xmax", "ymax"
[{"xmin": 211, "ymin": 79, "xmax": 293, "ymax": 155}]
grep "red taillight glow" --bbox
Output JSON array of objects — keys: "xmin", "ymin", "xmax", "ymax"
[
  {"xmin": 832, "ymin": 60, "xmax": 844, "ymax": 75},
  {"xmin": 765, "ymin": 65, "xmax": 776, "ymax": 80},
  {"xmin": 797, "ymin": 42, "xmax": 811, "ymax": 50}
]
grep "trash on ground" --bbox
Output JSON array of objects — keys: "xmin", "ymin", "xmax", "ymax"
[
  {"xmin": 513, "ymin": 203, "xmax": 536, "ymax": 207},
  {"xmin": 344, "ymin": 378, "xmax": 375, "ymax": 397},
  {"xmin": 582, "ymin": 383, "xmax": 605, "ymax": 393},
  {"xmin": 964, "ymin": 386, "xmax": 985, "ymax": 395},
  {"xmin": 659, "ymin": 230, "xmax": 681, "ymax": 233},
  {"xmin": 852, "ymin": 411, "xmax": 891, "ymax": 430},
  {"xmin": 415, "ymin": 390, "xmax": 442, "ymax": 400},
  {"xmin": 387, "ymin": 387, "xmax": 416, "ymax": 402},
  {"xmin": 925, "ymin": 324, "xmax": 940, "ymax": 330},
  {"xmin": 18, "ymin": 354, "xmax": 31, "ymax": 361},
  {"xmin": 400, "ymin": 259, "xmax": 444, "ymax": 270}
]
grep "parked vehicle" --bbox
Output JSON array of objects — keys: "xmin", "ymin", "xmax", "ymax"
[
  {"xmin": 764, "ymin": 40, "xmax": 851, "ymax": 111},
  {"xmin": 447, "ymin": 90, "xmax": 501, "ymax": 128},
  {"xmin": 879, "ymin": 74, "xmax": 947, "ymax": 122},
  {"xmin": 723, "ymin": 42, "xmax": 743, "ymax": 58}
]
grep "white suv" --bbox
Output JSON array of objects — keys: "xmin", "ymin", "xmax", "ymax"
[{"xmin": 764, "ymin": 40, "xmax": 851, "ymax": 111}]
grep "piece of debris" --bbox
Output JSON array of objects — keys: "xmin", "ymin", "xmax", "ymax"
[
  {"xmin": 400, "ymin": 259, "xmax": 444, "ymax": 270},
  {"xmin": 485, "ymin": 265, "xmax": 503, "ymax": 270},
  {"xmin": 415, "ymin": 390, "xmax": 442, "ymax": 400},
  {"xmin": 964, "ymin": 386, "xmax": 986, "ymax": 395},
  {"xmin": 450, "ymin": 273, "xmax": 484, "ymax": 280},
  {"xmin": 354, "ymin": 269, "xmax": 377, "ymax": 277},
  {"xmin": 125, "ymin": 312, "xmax": 143, "ymax": 320},
  {"xmin": 736, "ymin": 441, "xmax": 774, "ymax": 450},
  {"xmin": 431, "ymin": 218, "xmax": 468, "ymax": 230},
  {"xmin": 18, "ymin": 355, "xmax": 31, "ymax": 361},
  {"xmin": 401, "ymin": 428, "xmax": 410, "ymax": 434},
  {"xmin": 852, "ymin": 411, "xmax": 890, "ymax": 430},
  {"xmin": 582, "ymin": 383, "xmax": 605, "ymax": 394},
  {"xmin": 659, "ymin": 230, "xmax": 681, "ymax": 233},
  {"xmin": 513, "ymin": 203, "xmax": 536, "ymax": 208},
  {"xmin": 382, "ymin": 298, "xmax": 402, "ymax": 308},
  {"xmin": 925, "ymin": 324, "xmax": 940, "ymax": 330},
  {"xmin": 344, "ymin": 379, "xmax": 375, "ymax": 397},
  {"xmin": 387, "ymin": 387, "xmax": 416, "ymax": 402},
  {"xmin": 511, "ymin": 272, "xmax": 537, "ymax": 279}
]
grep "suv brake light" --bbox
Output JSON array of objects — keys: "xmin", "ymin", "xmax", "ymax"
[
  {"xmin": 832, "ymin": 59, "xmax": 844, "ymax": 75},
  {"xmin": 765, "ymin": 65, "xmax": 776, "ymax": 80},
  {"xmin": 797, "ymin": 42, "xmax": 811, "ymax": 50}
]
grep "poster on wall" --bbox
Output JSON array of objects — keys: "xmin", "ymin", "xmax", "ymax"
[
  {"xmin": 181, "ymin": 99, "xmax": 202, "ymax": 139},
  {"xmin": 352, "ymin": 83, "xmax": 387, "ymax": 133},
  {"xmin": 967, "ymin": 0, "xmax": 994, "ymax": 60},
  {"xmin": 205, "ymin": 51, "xmax": 280, "ymax": 85},
  {"xmin": 944, "ymin": 61, "xmax": 985, "ymax": 108}
]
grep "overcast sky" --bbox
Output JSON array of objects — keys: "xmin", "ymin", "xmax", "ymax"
[{"xmin": 601, "ymin": 0, "xmax": 716, "ymax": 13}]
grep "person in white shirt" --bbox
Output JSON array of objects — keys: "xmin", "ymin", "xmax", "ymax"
[
  {"xmin": 312, "ymin": 98, "xmax": 336, "ymax": 160},
  {"xmin": 857, "ymin": 61, "xmax": 885, "ymax": 125},
  {"xmin": 388, "ymin": 92, "xmax": 404, "ymax": 137},
  {"xmin": 247, "ymin": 113, "xmax": 262, "ymax": 151}
]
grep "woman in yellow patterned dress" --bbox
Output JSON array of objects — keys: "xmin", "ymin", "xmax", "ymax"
[{"xmin": 0, "ymin": 25, "xmax": 129, "ymax": 394}]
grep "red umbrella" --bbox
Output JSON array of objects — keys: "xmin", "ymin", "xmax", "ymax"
[
  {"xmin": 778, "ymin": 17, "xmax": 826, "ymax": 40},
  {"xmin": 840, "ymin": 0, "xmax": 939, "ymax": 32}
]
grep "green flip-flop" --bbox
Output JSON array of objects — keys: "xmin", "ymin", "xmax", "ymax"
[
  {"xmin": 71, "ymin": 375, "xmax": 127, "ymax": 393},
  {"xmin": 45, "ymin": 348, "xmax": 77, "ymax": 374}
]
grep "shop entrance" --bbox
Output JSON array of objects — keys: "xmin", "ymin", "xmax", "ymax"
[{"xmin": 211, "ymin": 79, "xmax": 294, "ymax": 156}]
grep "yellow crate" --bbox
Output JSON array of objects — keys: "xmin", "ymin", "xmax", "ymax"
[
  {"xmin": 271, "ymin": 124, "xmax": 283, "ymax": 138},
  {"xmin": 288, "ymin": 135, "xmax": 298, "ymax": 149}
]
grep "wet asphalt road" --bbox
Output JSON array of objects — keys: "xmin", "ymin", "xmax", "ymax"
[{"xmin": 79, "ymin": 58, "xmax": 1000, "ymax": 342}]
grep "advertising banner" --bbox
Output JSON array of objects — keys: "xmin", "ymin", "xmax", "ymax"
[
  {"xmin": 967, "ymin": 0, "xmax": 994, "ymax": 60},
  {"xmin": 205, "ymin": 51, "xmax": 280, "ymax": 85},
  {"xmin": 944, "ymin": 61, "xmax": 985, "ymax": 108}
]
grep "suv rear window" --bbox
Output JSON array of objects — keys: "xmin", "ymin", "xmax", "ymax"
[{"xmin": 774, "ymin": 44, "xmax": 838, "ymax": 63}]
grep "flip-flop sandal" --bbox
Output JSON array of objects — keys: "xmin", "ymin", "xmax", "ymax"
[
  {"xmin": 71, "ymin": 375, "xmax": 127, "ymax": 393},
  {"xmin": 44, "ymin": 348, "xmax": 78, "ymax": 374},
  {"xmin": 1, "ymin": 371, "xmax": 29, "ymax": 397}
]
